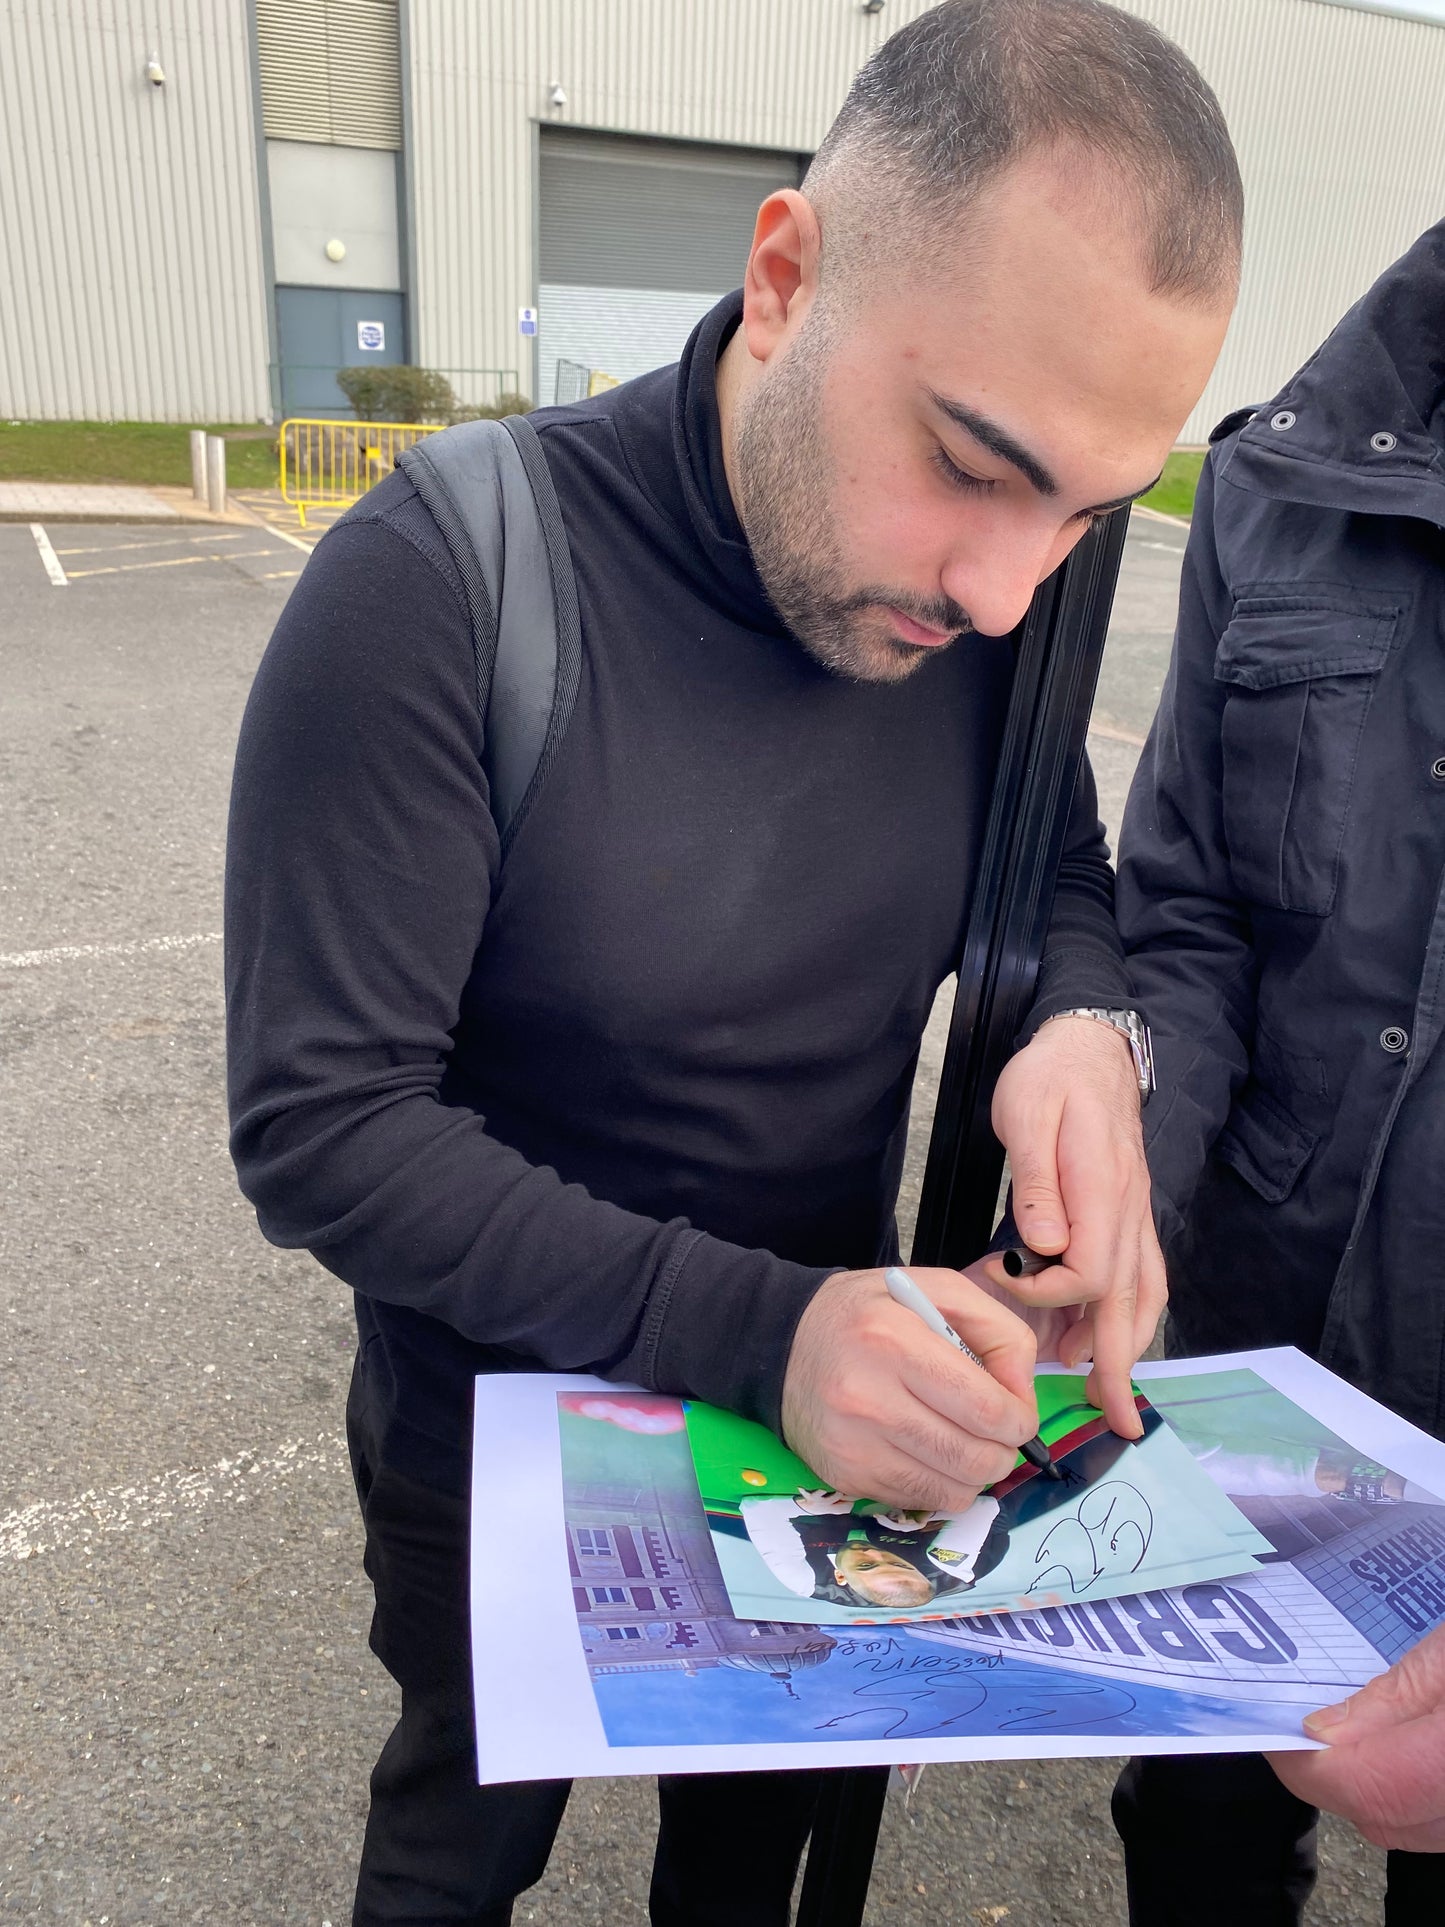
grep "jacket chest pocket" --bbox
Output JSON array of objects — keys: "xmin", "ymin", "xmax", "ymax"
[{"xmin": 1214, "ymin": 589, "xmax": 1402, "ymax": 916}]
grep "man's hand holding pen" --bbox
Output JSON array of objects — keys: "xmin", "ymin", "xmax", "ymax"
[
  {"xmin": 780, "ymin": 1266, "xmax": 1040, "ymax": 1515},
  {"xmin": 781, "ymin": 1013, "xmax": 1163, "ymax": 1510}
]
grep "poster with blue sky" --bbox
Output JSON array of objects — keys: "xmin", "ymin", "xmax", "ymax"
[{"xmin": 469, "ymin": 1351, "xmax": 1445, "ymax": 1783}]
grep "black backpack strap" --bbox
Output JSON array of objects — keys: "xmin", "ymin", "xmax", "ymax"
[{"xmin": 397, "ymin": 415, "xmax": 581, "ymax": 857}]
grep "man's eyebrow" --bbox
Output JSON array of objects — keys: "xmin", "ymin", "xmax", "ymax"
[
  {"xmin": 1082, "ymin": 473, "xmax": 1164, "ymax": 518},
  {"xmin": 928, "ymin": 390, "xmax": 1059, "ymax": 497},
  {"xmin": 928, "ymin": 390, "xmax": 1164, "ymax": 514}
]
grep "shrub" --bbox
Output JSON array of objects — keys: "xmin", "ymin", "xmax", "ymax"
[
  {"xmin": 450, "ymin": 391, "xmax": 533, "ymax": 422},
  {"xmin": 482, "ymin": 390, "xmax": 533, "ymax": 418},
  {"xmin": 336, "ymin": 365, "xmax": 457, "ymax": 423}
]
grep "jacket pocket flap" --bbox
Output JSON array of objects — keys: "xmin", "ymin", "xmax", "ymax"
[
  {"xmin": 1214, "ymin": 1082, "xmax": 1318, "ymax": 1204},
  {"xmin": 1216, "ymin": 590, "xmax": 1401, "ymax": 691}
]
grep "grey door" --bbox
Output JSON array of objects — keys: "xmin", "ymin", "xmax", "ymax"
[{"xmin": 275, "ymin": 286, "xmax": 407, "ymax": 417}]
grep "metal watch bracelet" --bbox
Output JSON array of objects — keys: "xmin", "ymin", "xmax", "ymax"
[{"xmin": 1039, "ymin": 1007, "xmax": 1155, "ymax": 1106}]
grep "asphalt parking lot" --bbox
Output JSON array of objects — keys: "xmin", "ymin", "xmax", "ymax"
[{"xmin": 1, "ymin": 512, "xmax": 1385, "ymax": 1924}]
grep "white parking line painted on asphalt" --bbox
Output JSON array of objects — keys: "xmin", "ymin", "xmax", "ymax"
[
  {"xmin": 0, "ymin": 1434, "xmax": 346, "ymax": 1564},
  {"xmin": 0, "ymin": 930, "xmax": 221, "ymax": 971},
  {"xmin": 29, "ymin": 523, "xmax": 68, "ymax": 587}
]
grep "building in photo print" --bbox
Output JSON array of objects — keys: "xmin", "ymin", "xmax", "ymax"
[
  {"xmin": 560, "ymin": 1404, "xmax": 838, "ymax": 1687},
  {"xmin": 3, "ymin": 1, "xmax": 1445, "ymax": 432}
]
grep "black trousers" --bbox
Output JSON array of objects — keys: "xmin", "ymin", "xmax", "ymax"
[
  {"xmin": 347, "ymin": 1367, "xmax": 823, "ymax": 1926},
  {"xmin": 1113, "ymin": 1753, "xmax": 1445, "ymax": 1926}
]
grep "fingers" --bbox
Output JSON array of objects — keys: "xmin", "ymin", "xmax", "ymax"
[
  {"xmin": 829, "ymin": 1436, "xmax": 1001, "ymax": 1516},
  {"xmin": 801, "ymin": 1354, "xmax": 1022, "ymax": 1510},
  {"xmin": 1134, "ymin": 1217, "xmax": 1169, "ymax": 1356},
  {"xmin": 917, "ymin": 1270, "xmax": 1039, "ymax": 1421},
  {"xmin": 1266, "ymin": 1631, "xmax": 1445, "ymax": 1850},
  {"xmin": 1048, "ymin": 1216, "xmax": 1165, "ymax": 1370},
  {"xmin": 779, "ymin": 1268, "xmax": 1040, "ymax": 1514},
  {"xmin": 1304, "ymin": 1626, "xmax": 1445, "ymax": 1744},
  {"xmin": 1267, "ymin": 1707, "xmax": 1445, "ymax": 1851},
  {"xmin": 1006, "ymin": 1129, "xmax": 1070, "ymax": 1256},
  {"xmin": 1080, "ymin": 1216, "xmax": 1165, "ymax": 1435}
]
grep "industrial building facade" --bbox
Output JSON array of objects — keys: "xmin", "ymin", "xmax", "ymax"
[{"xmin": 2, "ymin": 0, "xmax": 1443, "ymax": 441}]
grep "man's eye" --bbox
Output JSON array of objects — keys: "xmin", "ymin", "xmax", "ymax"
[{"xmin": 931, "ymin": 447, "xmax": 994, "ymax": 495}]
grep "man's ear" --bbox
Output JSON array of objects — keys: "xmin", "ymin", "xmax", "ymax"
[{"xmin": 741, "ymin": 189, "xmax": 821, "ymax": 364}]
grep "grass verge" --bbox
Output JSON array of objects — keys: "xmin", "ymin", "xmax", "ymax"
[
  {"xmin": 2, "ymin": 419, "xmax": 1211, "ymax": 520},
  {"xmin": 1137, "ymin": 448, "xmax": 1204, "ymax": 521},
  {"xmin": 0, "ymin": 420, "xmax": 280, "ymax": 490}
]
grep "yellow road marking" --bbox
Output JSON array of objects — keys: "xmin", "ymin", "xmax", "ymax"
[
  {"xmin": 66, "ymin": 550, "xmax": 279, "ymax": 579},
  {"xmin": 54, "ymin": 532, "xmax": 247, "ymax": 557},
  {"xmin": 231, "ymin": 493, "xmax": 320, "ymax": 553}
]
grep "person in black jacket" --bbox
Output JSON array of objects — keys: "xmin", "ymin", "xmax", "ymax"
[
  {"xmin": 226, "ymin": 4, "xmax": 1240, "ymax": 1922},
  {"xmin": 1114, "ymin": 221, "xmax": 1445, "ymax": 1925}
]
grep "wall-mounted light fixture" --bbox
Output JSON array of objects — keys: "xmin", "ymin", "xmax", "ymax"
[
  {"xmin": 861, "ymin": 1, "xmax": 886, "ymax": 15},
  {"xmin": 325, "ymin": 238, "xmax": 347, "ymax": 263},
  {"xmin": 144, "ymin": 52, "xmax": 166, "ymax": 86},
  {"xmin": 548, "ymin": 81, "xmax": 568, "ymax": 110}
]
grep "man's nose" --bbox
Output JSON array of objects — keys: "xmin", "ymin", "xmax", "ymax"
[{"xmin": 942, "ymin": 526, "xmax": 1066, "ymax": 639}]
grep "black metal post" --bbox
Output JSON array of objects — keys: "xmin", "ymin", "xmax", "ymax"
[
  {"xmin": 911, "ymin": 505, "xmax": 1131, "ymax": 1269},
  {"xmin": 796, "ymin": 505, "xmax": 1132, "ymax": 1925}
]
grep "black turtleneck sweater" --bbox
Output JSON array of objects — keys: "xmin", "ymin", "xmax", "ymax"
[{"xmin": 225, "ymin": 295, "xmax": 1128, "ymax": 1485}]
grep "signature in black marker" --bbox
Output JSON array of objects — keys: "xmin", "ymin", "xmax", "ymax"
[{"xmin": 1031, "ymin": 1480, "xmax": 1153, "ymax": 1596}]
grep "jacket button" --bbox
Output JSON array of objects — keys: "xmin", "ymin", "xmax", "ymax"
[
  {"xmin": 1370, "ymin": 431, "xmax": 1398, "ymax": 453},
  {"xmin": 1269, "ymin": 410, "xmax": 1296, "ymax": 431},
  {"xmin": 1380, "ymin": 1026, "xmax": 1409, "ymax": 1054}
]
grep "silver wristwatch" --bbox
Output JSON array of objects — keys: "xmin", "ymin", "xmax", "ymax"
[{"xmin": 1041, "ymin": 1007, "xmax": 1155, "ymax": 1106}]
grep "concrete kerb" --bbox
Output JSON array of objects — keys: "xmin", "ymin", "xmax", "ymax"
[{"xmin": 0, "ymin": 481, "xmax": 256, "ymax": 527}]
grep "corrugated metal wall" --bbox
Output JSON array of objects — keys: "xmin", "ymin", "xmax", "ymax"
[
  {"xmin": 403, "ymin": 0, "xmax": 904, "ymax": 401},
  {"xmin": 4, "ymin": 1, "xmax": 1444, "ymax": 429},
  {"xmin": 0, "ymin": 0, "xmax": 270, "ymax": 422},
  {"xmin": 405, "ymin": 0, "xmax": 1445, "ymax": 441},
  {"xmin": 1123, "ymin": 0, "xmax": 1445, "ymax": 439}
]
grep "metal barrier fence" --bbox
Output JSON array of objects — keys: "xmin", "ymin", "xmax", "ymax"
[
  {"xmin": 553, "ymin": 359, "xmax": 621, "ymax": 404},
  {"xmin": 278, "ymin": 417, "xmax": 441, "ymax": 526},
  {"xmin": 554, "ymin": 359, "xmax": 590, "ymax": 405}
]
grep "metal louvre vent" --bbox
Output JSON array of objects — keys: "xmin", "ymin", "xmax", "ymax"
[{"xmin": 255, "ymin": 0, "xmax": 401, "ymax": 150}]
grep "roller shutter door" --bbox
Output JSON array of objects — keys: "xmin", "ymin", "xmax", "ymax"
[{"xmin": 538, "ymin": 131, "xmax": 804, "ymax": 407}]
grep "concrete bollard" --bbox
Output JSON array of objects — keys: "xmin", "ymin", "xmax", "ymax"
[
  {"xmin": 205, "ymin": 434, "xmax": 227, "ymax": 515},
  {"xmin": 190, "ymin": 428, "xmax": 207, "ymax": 502}
]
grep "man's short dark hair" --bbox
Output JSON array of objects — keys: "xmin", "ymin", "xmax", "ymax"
[{"xmin": 807, "ymin": 0, "xmax": 1242, "ymax": 304}]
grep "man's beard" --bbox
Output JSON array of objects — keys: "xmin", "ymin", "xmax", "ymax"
[{"xmin": 731, "ymin": 315, "xmax": 972, "ymax": 684}]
